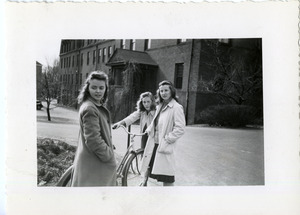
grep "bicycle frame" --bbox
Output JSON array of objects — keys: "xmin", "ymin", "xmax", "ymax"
[{"xmin": 115, "ymin": 125, "xmax": 146, "ymax": 186}]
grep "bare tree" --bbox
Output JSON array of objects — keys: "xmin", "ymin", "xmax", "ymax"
[
  {"xmin": 39, "ymin": 59, "xmax": 61, "ymax": 121},
  {"xmin": 122, "ymin": 61, "xmax": 143, "ymax": 115},
  {"xmin": 201, "ymin": 39, "xmax": 262, "ymax": 107},
  {"xmin": 108, "ymin": 60, "xmax": 143, "ymax": 122}
]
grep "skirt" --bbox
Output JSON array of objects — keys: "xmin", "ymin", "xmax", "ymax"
[{"xmin": 148, "ymin": 144, "xmax": 175, "ymax": 183}]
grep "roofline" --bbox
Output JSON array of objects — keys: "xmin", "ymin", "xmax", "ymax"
[{"xmin": 106, "ymin": 61, "xmax": 126, "ymax": 66}]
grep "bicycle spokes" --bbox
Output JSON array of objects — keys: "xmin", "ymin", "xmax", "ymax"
[{"xmin": 122, "ymin": 151, "xmax": 144, "ymax": 186}]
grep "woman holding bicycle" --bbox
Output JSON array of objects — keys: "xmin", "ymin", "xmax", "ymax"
[
  {"xmin": 112, "ymin": 92, "xmax": 156, "ymax": 149},
  {"xmin": 71, "ymin": 71, "xmax": 117, "ymax": 186},
  {"xmin": 141, "ymin": 80, "xmax": 185, "ymax": 186}
]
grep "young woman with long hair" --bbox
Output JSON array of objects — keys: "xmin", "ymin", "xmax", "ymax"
[
  {"xmin": 141, "ymin": 80, "xmax": 186, "ymax": 186},
  {"xmin": 71, "ymin": 71, "xmax": 117, "ymax": 186}
]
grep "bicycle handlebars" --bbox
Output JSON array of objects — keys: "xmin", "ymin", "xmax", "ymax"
[{"xmin": 113, "ymin": 125, "xmax": 147, "ymax": 136}]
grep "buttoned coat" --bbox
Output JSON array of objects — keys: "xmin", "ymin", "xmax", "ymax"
[
  {"xmin": 71, "ymin": 98, "xmax": 117, "ymax": 186},
  {"xmin": 141, "ymin": 99, "xmax": 186, "ymax": 176},
  {"xmin": 123, "ymin": 110, "xmax": 155, "ymax": 133}
]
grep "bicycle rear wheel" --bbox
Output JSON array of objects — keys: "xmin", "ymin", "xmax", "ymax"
[
  {"xmin": 56, "ymin": 166, "xmax": 73, "ymax": 187},
  {"xmin": 122, "ymin": 149, "xmax": 144, "ymax": 186}
]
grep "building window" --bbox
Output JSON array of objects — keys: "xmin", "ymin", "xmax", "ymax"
[
  {"xmin": 87, "ymin": 52, "xmax": 90, "ymax": 65},
  {"xmin": 144, "ymin": 39, "xmax": 151, "ymax": 51},
  {"xmin": 98, "ymin": 49, "xmax": 102, "ymax": 63},
  {"xmin": 61, "ymin": 59, "xmax": 63, "ymax": 69},
  {"xmin": 77, "ymin": 54, "xmax": 79, "ymax": 66},
  {"xmin": 177, "ymin": 39, "xmax": 187, "ymax": 44},
  {"xmin": 108, "ymin": 46, "xmax": 112, "ymax": 58},
  {"xmin": 218, "ymin": 39, "xmax": 230, "ymax": 44},
  {"xmin": 86, "ymin": 73, "xmax": 89, "ymax": 79},
  {"xmin": 72, "ymin": 56, "xmax": 75, "ymax": 67},
  {"xmin": 174, "ymin": 63, "xmax": 184, "ymax": 89},
  {"xmin": 130, "ymin": 39, "xmax": 136, "ymax": 51},
  {"xmin": 69, "ymin": 56, "xmax": 71, "ymax": 67},
  {"xmin": 113, "ymin": 68, "xmax": 123, "ymax": 86},
  {"xmin": 103, "ymin": 48, "xmax": 106, "ymax": 62},
  {"xmin": 120, "ymin": 39, "xmax": 126, "ymax": 49},
  {"xmin": 93, "ymin": 50, "xmax": 96, "ymax": 64},
  {"xmin": 81, "ymin": 53, "xmax": 83, "ymax": 66}
]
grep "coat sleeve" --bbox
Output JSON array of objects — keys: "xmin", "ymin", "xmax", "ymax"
[
  {"xmin": 123, "ymin": 111, "xmax": 141, "ymax": 126},
  {"xmin": 165, "ymin": 105, "xmax": 186, "ymax": 144},
  {"xmin": 81, "ymin": 106, "xmax": 114, "ymax": 162}
]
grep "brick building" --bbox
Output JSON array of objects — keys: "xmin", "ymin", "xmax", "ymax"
[{"xmin": 58, "ymin": 39, "xmax": 262, "ymax": 124}]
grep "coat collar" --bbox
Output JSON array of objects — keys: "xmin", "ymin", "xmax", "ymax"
[
  {"xmin": 157, "ymin": 98, "xmax": 176, "ymax": 111},
  {"xmin": 141, "ymin": 109, "xmax": 155, "ymax": 117},
  {"xmin": 87, "ymin": 96, "xmax": 102, "ymax": 107},
  {"xmin": 148, "ymin": 110, "xmax": 156, "ymax": 116}
]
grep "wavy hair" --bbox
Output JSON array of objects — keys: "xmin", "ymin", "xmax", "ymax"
[
  {"xmin": 77, "ymin": 71, "xmax": 109, "ymax": 105},
  {"xmin": 136, "ymin": 92, "xmax": 156, "ymax": 112},
  {"xmin": 156, "ymin": 80, "xmax": 179, "ymax": 103}
]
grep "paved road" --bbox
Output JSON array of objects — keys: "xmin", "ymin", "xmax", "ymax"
[{"xmin": 37, "ymin": 104, "xmax": 264, "ymax": 186}]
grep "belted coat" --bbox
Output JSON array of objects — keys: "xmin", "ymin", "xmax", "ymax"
[
  {"xmin": 141, "ymin": 99, "xmax": 186, "ymax": 176},
  {"xmin": 71, "ymin": 97, "xmax": 117, "ymax": 186}
]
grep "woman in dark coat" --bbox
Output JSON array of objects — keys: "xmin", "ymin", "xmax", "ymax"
[{"xmin": 71, "ymin": 71, "xmax": 117, "ymax": 186}]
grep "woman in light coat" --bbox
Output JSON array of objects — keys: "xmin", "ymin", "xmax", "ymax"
[
  {"xmin": 112, "ymin": 92, "xmax": 156, "ymax": 149},
  {"xmin": 141, "ymin": 80, "xmax": 185, "ymax": 186},
  {"xmin": 71, "ymin": 71, "xmax": 117, "ymax": 186}
]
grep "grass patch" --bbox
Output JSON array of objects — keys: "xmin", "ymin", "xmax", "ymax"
[
  {"xmin": 37, "ymin": 138, "xmax": 122, "ymax": 186},
  {"xmin": 37, "ymin": 138, "xmax": 76, "ymax": 186}
]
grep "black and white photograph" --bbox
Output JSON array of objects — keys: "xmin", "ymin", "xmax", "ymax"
[
  {"xmin": 4, "ymin": 1, "xmax": 299, "ymax": 215},
  {"xmin": 36, "ymin": 38, "xmax": 264, "ymax": 187}
]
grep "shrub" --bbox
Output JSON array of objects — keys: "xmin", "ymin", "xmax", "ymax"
[
  {"xmin": 197, "ymin": 105, "xmax": 258, "ymax": 127},
  {"xmin": 37, "ymin": 138, "xmax": 76, "ymax": 186}
]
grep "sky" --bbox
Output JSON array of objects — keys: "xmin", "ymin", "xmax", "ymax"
[{"xmin": 36, "ymin": 39, "xmax": 61, "ymax": 67}]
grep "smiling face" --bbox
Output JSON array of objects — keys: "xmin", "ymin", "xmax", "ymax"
[
  {"xmin": 159, "ymin": 85, "xmax": 172, "ymax": 102},
  {"xmin": 88, "ymin": 79, "xmax": 106, "ymax": 103},
  {"xmin": 142, "ymin": 96, "xmax": 152, "ymax": 111}
]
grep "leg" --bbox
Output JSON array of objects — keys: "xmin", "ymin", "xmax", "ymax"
[{"xmin": 140, "ymin": 168, "xmax": 149, "ymax": 186}]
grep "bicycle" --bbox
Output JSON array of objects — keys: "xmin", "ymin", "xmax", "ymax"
[{"xmin": 56, "ymin": 125, "xmax": 147, "ymax": 187}]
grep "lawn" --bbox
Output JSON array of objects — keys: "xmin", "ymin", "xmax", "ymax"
[{"xmin": 37, "ymin": 138, "xmax": 76, "ymax": 186}]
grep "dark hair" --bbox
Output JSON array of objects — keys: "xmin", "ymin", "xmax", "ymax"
[
  {"xmin": 136, "ymin": 92, "xmax": 156, "ymax": 112},
  {"xmin": 77, "ymin": 71, "xmax": 109, "ymax": 104},
  {"xmin": 156, "ymin": 80, "xmax": 178, "ymax": 103}
]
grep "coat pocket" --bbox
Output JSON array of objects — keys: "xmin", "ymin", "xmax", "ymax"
[{"xmin": 157, "ymin": 139, "xmax": 173, "ymax": 154}]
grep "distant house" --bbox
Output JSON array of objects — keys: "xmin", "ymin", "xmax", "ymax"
[
  {"xmin": 36, "ymin": 61, "xmax": 43, "ymax": 99},
  {"xmin": 58, "ymin": 39, "xmax": 262, "ymax": 124}
]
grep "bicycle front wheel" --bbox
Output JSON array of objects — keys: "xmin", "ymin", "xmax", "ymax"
[
  {"xmin": 122, "ymin": 149, "xmax": 144, "ymax": 186},
  {"xmin": 56, "ymin": 166, "xmax": 73, "ymax": 187}
]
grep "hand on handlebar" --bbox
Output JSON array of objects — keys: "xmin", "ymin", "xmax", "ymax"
[{"xmin": 112, "ymin": 121, "xmax": 124, "ymax": 129}]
